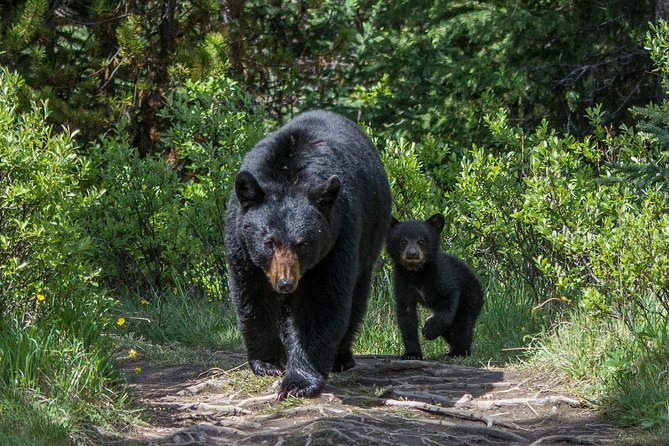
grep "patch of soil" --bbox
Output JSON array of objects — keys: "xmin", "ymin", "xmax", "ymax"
[{"xmin": 102, "ymin": 354, "xmax": 618, "ymax": 445}]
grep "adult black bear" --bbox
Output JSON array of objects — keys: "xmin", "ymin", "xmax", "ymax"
[
  {"xmin": 386, "ymin": 214, "xmax": 484, "ymax": 359},
  {"xmin": 225, "ymin": 110, "xmax": 392, "ymax": 399}
]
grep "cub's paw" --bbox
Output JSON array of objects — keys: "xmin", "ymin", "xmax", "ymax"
[
  {"xmin": 277, "ymin": 371, "xmax": 325, "ymax": 400},
  {"xmin": 401, "ymin": 352, "xmax": 423, "ymax": 360},
  {"xmin": 421, "ymin": 317, "xmax": 442, "ymax": 341},
  {"xmin": 249, "ymin": 359, "xmax": 284, "ymax": 377}
]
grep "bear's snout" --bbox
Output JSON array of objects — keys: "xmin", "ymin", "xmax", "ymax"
[
  {"xmin": 268, "ymin": 247, "xmax": 301, "ymax": 294},
  {"xmin": 405, "ymin": 247, "xmax": 421, "ymax": 260}
]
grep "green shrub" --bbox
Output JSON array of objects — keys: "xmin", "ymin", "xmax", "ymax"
[
  {"xmin": 83, "ymin": 76, "xmax": 262, "ymax": 297},
  {"xmin": 0, "ymin": 67, "xmax": 122, "ymax": 443}
]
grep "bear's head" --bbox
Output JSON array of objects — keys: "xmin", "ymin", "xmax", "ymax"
[
  {"xmin": 387, "ymin": 213, "xmax": 445, "ymax": 271},
  {"xmin": 234, "ymin": 170, "xmax": 341, "ymax": 294}
]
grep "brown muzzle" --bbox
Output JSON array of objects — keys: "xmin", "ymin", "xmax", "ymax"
[{"xmin": 267, "ymin": 247, "xmax": 301, "ymax": 294}]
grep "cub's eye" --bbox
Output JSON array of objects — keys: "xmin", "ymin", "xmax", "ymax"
[
  {"xmin": 418, "ymin": 239, "xmax": 425, "ymax": 246},
  {"xmin": 294, "ymin": 238, "xmax": 307, "ymax": 248},
  {"xmin": 264, "ymin": 239, "xmax": 274, "ymax": 249},
  {"xmin": 400, "ymin": 239, "xmax": 408, "ymax": 247}
]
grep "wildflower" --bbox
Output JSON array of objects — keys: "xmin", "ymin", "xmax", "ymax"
[
  {"xmin": 128, "ymin": 348, "xmax": 138, "ymax": 358},
  {"xmin": 35, "ymin": 293, "xmax": 45, "ymax": 302},
  {"xmin": 116, "ymin": 317, "xmax": 126, "ymax": 326},
  {"xmin": 140, "ymin": 298, "xmax": 149, "ymax": 305},
  {"xmin": 560, "ymin": 295, "xmax": 569, "ymax": 302},
  {"xmin": 133, "ymin": 367, "xmax": 141, "ymax": 374}
]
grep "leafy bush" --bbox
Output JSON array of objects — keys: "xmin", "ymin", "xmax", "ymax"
[
  {"xmin": 445, "ymin": 108, "xmax": 669, "ymax": 322},
  {"xmin": 83, "ymin": 76, "xmax": 262, "ymax": 297},
  {"xmin": 0, "ymin": 67, "xmax": 122, "ymax": 443}
]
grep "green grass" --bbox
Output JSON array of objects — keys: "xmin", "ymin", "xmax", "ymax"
[
  {"xmin": 528, "ymin": 303, "xmax": 669, "ymax": 442},
  {"xmin": 116, "ymin": 286, "xmax": 242, "ymax": 350},
  {"xmin": 0, "ymin": 319, "xmax": 129, "ymax": 446}
]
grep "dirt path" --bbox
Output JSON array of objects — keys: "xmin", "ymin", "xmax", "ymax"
[{"xmin": 104, "ymin": 354, "xmax": 618, "ymax": 445}]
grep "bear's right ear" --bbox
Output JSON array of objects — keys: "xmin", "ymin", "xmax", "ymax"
[
  {"xmin": 426, "ymin": 213, "xmax": 445, "ymax": 234},
  {"xmin": 235, "ymin": 171, "xmax": 265, "ymax": 210},
  {"xmin": 308, "ymin": 175, "xmax": 341, "ymax": 214},
  {"xmin": 390, "ymin": 217, "xmax": 400, "ymax": 228}
]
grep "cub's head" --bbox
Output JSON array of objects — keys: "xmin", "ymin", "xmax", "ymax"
[
  {"xmin": 233, "ymin": 170, "xmax": 341, "ymax": 294},
  {"xmin": 386, "ymin": 213, "xmax": 445, "ymax": 271}
]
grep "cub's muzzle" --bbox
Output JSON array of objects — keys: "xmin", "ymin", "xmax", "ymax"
[{"xmin": 267, "ymin": 247, "xmax": 301, "ymax": 294}]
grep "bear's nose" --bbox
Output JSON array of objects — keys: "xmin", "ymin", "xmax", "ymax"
[
  {"xmin": 277, "ymin": 278, "xmax": 296, "ymax": 294},
  {"xmin": 406, "ymin": 248, "xmax": 420, "ymax": 260}
]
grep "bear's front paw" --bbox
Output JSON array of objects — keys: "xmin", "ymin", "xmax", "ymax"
[
  {"xmin": 249, "ymin": 359, "xmax": 284, "ymax": 377},
  {"xmin": 421, "ymin": 317, "xmax": 442, "ymax": 341},
  {"xmin": 401, "ymin": 351, "xmax": 423, "ymax": 360},
  {"xmin": 277, "ymin": 371, "xmax": 325, "ymax": 400}
]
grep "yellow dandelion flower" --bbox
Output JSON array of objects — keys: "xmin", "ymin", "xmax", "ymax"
[
  {"xmin": 139, "ymin": 298, "xmax": 149, "ymax": 305},
  {"xmin": 128, "ymin": 348, "xmax": 138, "ymax": 358},
  {"xmin": 133, "ymin": 367, "xmax": 141, "ymax": 374},
  {"xmin": 560, "ymin": 295, "xmax": 569, "ymax": 302},
  {"xmin": 116, "ymin": 317, "xmax": 126, "ymax": 326},
  {"xmin": 35, "ymin": 293, "xmax": 46, "ymax": 302}
]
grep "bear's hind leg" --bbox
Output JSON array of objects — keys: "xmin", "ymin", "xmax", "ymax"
[
  {"xmin": 443, "ymin": 314, "xmax": 474, "ymax": 357},
  {"xmin": 332, "ymin": 271, "xmax": 373, "ymax": 372}
]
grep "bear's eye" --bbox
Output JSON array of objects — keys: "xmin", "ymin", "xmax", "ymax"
[
  {"xmin": 418, "ymin": 239, "xmax": 425, "ymax": 246},
  {"xmin": 400, "ymin": 239, "xmax": 408, "ymax": 247},
  {"xmin": 264, "ymin": 239, "xmax": 274, "ymax": 250},
  {"xmin": 294, "ymin": 238, "xmax": 306, "ymax": 248}
]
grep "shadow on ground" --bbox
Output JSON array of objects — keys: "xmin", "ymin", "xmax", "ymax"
[{"xmin": 100, "ymin": 354, "xmax": 618, "ymax": 445}]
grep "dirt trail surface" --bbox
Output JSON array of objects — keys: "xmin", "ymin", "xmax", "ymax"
[{"xmin": 104, "ymin": 354, "xmax": 618, "ymax": 446}]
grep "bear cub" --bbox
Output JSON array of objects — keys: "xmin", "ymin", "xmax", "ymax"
[{"xmin": 387, "ymin": 214, "xmax": 484, "ymax": 359}]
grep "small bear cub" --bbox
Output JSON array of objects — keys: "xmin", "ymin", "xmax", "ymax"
[{"xmin": 386, "ymin": 214, "xmax": 484, "ymax": 359}]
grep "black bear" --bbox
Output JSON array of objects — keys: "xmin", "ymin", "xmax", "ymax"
[
  {"xmin": 224, "ymin": 110, "xmax": 392, "ymax": 399},
  {"xmin": 386, "ymin": 214, "xmax": 484, "ymax": 359}
]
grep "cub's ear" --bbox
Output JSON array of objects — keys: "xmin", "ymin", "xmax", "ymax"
[
  {"xmin": 235, "ymin": 171, "xmax": 265, "ymax": 210},
  {"xmin": 390, "ymin": 217, "xmax": 400, "ymax": 228},
  {"xmin": 308, "ymin": 175, "xmax": 341, "ymax": 214},
  {"xmin": 426, "ymin": 213, "xmax": 445, "ymax": 234}
]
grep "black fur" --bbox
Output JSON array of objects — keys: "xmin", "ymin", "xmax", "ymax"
[
  {"xmin": 386, "ymin": 214, "xmax": 484, "ymax": 359},
  {"xmin": 225, "ymin": 110, "xmax": 392, "ymax": 399}
]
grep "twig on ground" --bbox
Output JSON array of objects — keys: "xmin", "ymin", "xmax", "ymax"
[
  {"xmin": 388, "ymin": 414, "xmax": 528, "ymax": 443},
  {"xmin": 528, "ymin": 435, "xmax": 599, "ymax": 445},
  {"xmin": 382, "ymin": 398, "xmax": 521, "ymax": 430}
]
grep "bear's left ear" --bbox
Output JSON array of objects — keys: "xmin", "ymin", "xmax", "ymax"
[
  {"xmin": 308, "ymin": 175, "xmax": 341, "ymax": 214},
  {"xmin": 426, "ymin": 213, "xmax": 445, "ymax": 234},
  {"xmin": 235, "ymin": 170, "xmax": 266, "ymax": 210}
]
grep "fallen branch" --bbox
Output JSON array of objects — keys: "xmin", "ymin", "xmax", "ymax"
[
  {"xmin": 382, "ymin": 398, "xmax": 521, "ymax": 430},
  {"xmin": 388, "ymin": 414, "xmax": 528, "ymax": 443},
  {"xmin": 529, "ymin": 435, "xmax": 599, "ymax": 445},
  {"xmin": 178, "ymin": 402, "xmax": 251, "ymax": 416},
  {"xmin": 386, "ymin": 389, "xmax": 586, "ymax": 410}
]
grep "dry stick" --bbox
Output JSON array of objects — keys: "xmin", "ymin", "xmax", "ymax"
[
  {"xmin": 464, "ymin": 395, "xmax": 585, "ymax": 410},
  {"xmin": 382, "ymin": 398, "xmax": 522, "ymax": 430},
  {"xmin": 178, "ymin": 402, "xmax": 252, "ymax": 416},
  {"xmin": 528, "ymin": 435, "xmax": 599, "ymax": 446},
  {"xmin": 387, "ymin": 389, "xmax": 585, "ymax": 410},
  {"xmin": 388, "ymin": 414, "xmax": 528, "ymax": 444},
  {"xmin": 491, "ymin": 377, "xmax": 531, "ymax": 394},
  {"xmin": 236, "ymin": 393, "xmax": 277, "ymax": 407}
]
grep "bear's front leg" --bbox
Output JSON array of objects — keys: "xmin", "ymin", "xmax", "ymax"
[
  {"xmin": 394, "ymin": 280, "xmax": 423, "ymax": 360},
  {"xmin": 277, "ymin": 289, "xmax": 349, "ymax": 399},
  {"xmin": 229, "ymin": 272, "xmax": 287, "ymax": 376},
  {"xmin": 422, "ymin": 293, "xmax": 459, "ymax": 340},
  {"xmin": 277, "ymin": 323, "xmax": 329, "ymax": 399}
]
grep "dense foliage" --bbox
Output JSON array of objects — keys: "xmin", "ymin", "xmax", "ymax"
[
  {"xmin": 0, "ymin": 1, "xmax": 668, "ymax": 443},
  {"xmin": 81, "ymin": 76, "xmax": 262, "ymax": 295},
  {"xmin": 0, "ymin": 68, "xmax": 122, "ymax": 444}
]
